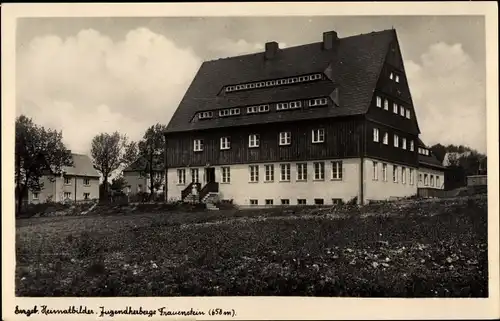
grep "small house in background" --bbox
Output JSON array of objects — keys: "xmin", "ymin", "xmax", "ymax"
[
  {"xmin": 122, "ymin": 156, "xmax": 165, "ymax": 195},
  {"xmin": 28, "ymin": 153, "xmax": 100, "ymax": 204}
]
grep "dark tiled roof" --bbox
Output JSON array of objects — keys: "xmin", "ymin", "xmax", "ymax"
[
  {"xmin": 123, "ymin": 156, "xmax": 164, "ymax": 173},
  {"xmin": 417, "ymin": 138, "xmax": 445, "ymax": 169},
  {"xmin": 63, "ymin": 154, "xmax": 100, "ymax": 178},
  {"xmin": 166, "ymin": 29, "xmax": 397, "ymax": 133}
]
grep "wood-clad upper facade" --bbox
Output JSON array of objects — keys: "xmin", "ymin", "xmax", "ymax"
[{"xmin": 165, "ymin": 29, "xmax": 442, "ymax": 170}]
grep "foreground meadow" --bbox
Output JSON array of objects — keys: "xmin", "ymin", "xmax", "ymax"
[{"xmin": 16, "ymin": 196, "xmax": 488, "ymax": 297}]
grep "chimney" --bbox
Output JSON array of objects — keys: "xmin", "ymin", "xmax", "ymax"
[
  {"xmin": 323, "ymin": 31, "xmax": 339, "ymax": 50},
  {"xmin": 265, "ymin": 41, "xmax": 279, "ymax": 60}
]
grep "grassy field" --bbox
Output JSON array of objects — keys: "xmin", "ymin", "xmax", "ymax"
[{"xmin": 15, "ymin": 195, "xmax": 488, "ymax": 297}]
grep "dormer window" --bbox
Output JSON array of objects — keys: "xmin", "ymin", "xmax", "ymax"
[
  {"xmin": 198, "ymin": 111, "xmax": 213, "ymax": 120},
  {"xmin": 277, "ymin": 102, "xmax": 289, "ymax": 111},
  {"xmin": 249, "ymin": 83, "xmax": 256, "ymax": 89},
  {"xmin": 225, "ymin": 86, "xmax": 233, "ymax": 92},
  {"xmin": 256, "ymin": 82, "xmax": 263, "ymax": 88},
  {"xmin": 298, "ymin": 76, "xmax": 306, "ymax": 82},
  {"xmin": 247, "ymin": 106, "xmax": 258, "ymax": 114},
  {"xmin": 304, "ymin": 75, "xmax": 311, "ymax": 81},
  {"xmin": 259, "ymin": 104, "xmax": 270, "ymax": 112},
  {"xmin": 291, "ymin": 77, "xmax": 298, "ymax": 83},
  {"xmin": 289, "ymin": 101, "xmax": 302, "ymax": 109},
  {"xmin": 312, "ymin": 74, "xmax": 322, "ymax": 80},
  {"xmin": 309, "ymin": 98, "xmax": 328, "ymax": 107},
  {"xmin": 266, "ymin": 81, "xmax": 272, "ymax": 86},
  {"xmin": 230, "ymin": 108, "xmax": 240, "ymax": 116}
]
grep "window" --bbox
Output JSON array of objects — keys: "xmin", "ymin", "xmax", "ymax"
[
  {"xmin": 309, "ymin": 98, "xmax": 328, "ymax": 107},
  {"xmin": 400, "ymin": 106, "xmax": 405, "ymax": 116},
  {"xmin": 256, "ymin": 82, "xmax": 263, "ymax": 88},
  {"xmin": 249, "ymin": 165, "xmax": 259, "ymax": 183},
  {"xmin": 138, "ymin": 185, "xmax": 142, "ymax": 192},
  {"xmin": 382, "ymin": 163, "xmax": 388, "ymax": 182},
  {"xmin": 249, "ymin": 83, "xmax": 256, "ymax": 89},
  {"xmin": 410, "ymin": 168, "xmax": 414, "ymax": 185},
  {"xmin": 259, "ymin": 104, "xmax": 269, "ymax": 112},
  {"xmin": 220, "ymin": 137, "xmax": 231, "ymax": 150},
  {"xmin": 372, "ymin": 161, "xmax": 378, "ymax": 180},
  {"xmin": 191, "ymin": 168, "xmax": 199, "ymax": 183},
  {"xmin": 314, "ymin": 198, "xmax": 324, "ymax": 205},
  {"xmin": 424, "ymin": 174, "xmax": 429, "ymax": 186},
  {"xmin": 64, "ymin": 177, "xmax": 71, "ymax": 185},
  {"xmin": 419, "ymin": 174, "xmax": 423, "ymax": 182},
  {"xmin": 393, "ymin": 166, "xmax": 398, "ymax": 183},
  {"xmin": 265, "ymin": 164, "xmax": 274, "ymax": 182},
  {"xmin": 64, "ymin": 192, "xmax": 71, "ymax": 199},
  {"xmin": 373, "ymin": 128, "xmax": 380, "ymax": 142},
  {"xmin": 266, "ymin": 81, "xmax": 272, "ymax": 86},
  {"xmin": 332, "ymin": 161, "xmax": 343, "ymax": 180},
  {"xmin": 250, "ymin": 199, "xmax": 258, "ymax": 205},
  {"xmin": 312, "ymin": 129, "xmax": 325, "ymax": 143},
  {"xmin": 394, "ymin": 134, "xmax": 399, "ymax": 147},
  {"xmin": 402, "ymin": 167, "xmax": 407, "ymax": 184},
  {"xmin": 225, "ymin": 86, "xmax": 233, "ymax": 92},
  {"xmin": 177, "ymin": 169, "xmax": 186, "ymax": 185},
  {"xmin": 402, "ymin": 138, "xmax": 407, "ymax": 150},
  {"xmin": 384, "ymin": 99, "xmax": 389, "ymax": 110},
  {"xmin": 313, "ymin": 162, "xmax": 325, "ymax": 180},
  {"xmin": 249, "ymin": 134, "xmax": 260, "ymax": 148},
  {"xmin": 297, "ymin": 163, "xmax": 307, "ymax": 181},
  {"xmin": 390, "ymin": 72, "xmax": 394, "ymax": 80},
  {"xmin": 376, "ymin": 96, "xmax": 382, "ymax": 107},
  {"xmin": 281, "ymin": 199, "xmax": 290, "ymax": 205},
  {"xmin": 298, "ymin": 76, "xmax": 306, "ymax": 82},
  {"xmin": 265, "ymin": 199, "xmax": 274, "ymax": 205},
  {"xmin": 280, "ymin": 164, "xmax": 291, "ymax": 181},
  {"xmin": 430, "ymin": 175, "xmax": 434, "ymax": 187},
  {"xmin": 406, "ymin": 109, "xmax": 411, "ymax": 119},
  {"xmin": 247, "ymin": 106, "xmax": 258, "ymax": 114},
  {"xmin": 297, "ymin": 199, "xmax": 307, "ymax": 205},
  {"xmin": 393, "ymin": 103, "xmax": 398, "ymax": 114},
  {"xmin": 193, "ymin": 139, "xmax": 203, "ymax": 152},
  {"xmin": 198, "ymin": 111, "xmax": 213, "ymax": 119},
  {"xmin": 219, "ymin": 109, "xmax": 229, "ymax": 117},
  {"xmin": 84, "ymin": 193, "xmax": 90, "ymax": 200},
  {"xmin": 279, "ymin": 132, "xmax": 291, "ymax": 145},
  {"xmin": 410, "ymin": 140, "xmax": 414, "ymax": 151},
  {"xmin": 221, "ymin": 167, "xmax": 231, "ymax": 183},
  {"xmin": 83, "ymin": 178, "xmax": 90, "ymax": 186},
  {"xmin": 436, "ymin": 176, "xmax": 441, "ymax": 188},
  {"xmin": 395, "ymin": 75, "xmax": 400, "ymax": 83},
  {"xmin": 332, "ymin": 198, "xmax": 343, "ymax": 205},
  {"xmin": 383, "ymin": 132, "xmax": 388, "ymax": 145},
  {"xmin": 276, "ymin": 102, "xmax": 289, "ymax": 110},
  {"xmin": 32, "ymin": 193, "xmax": 39, "ymax": 200},
  {"xmin": 289, "ymin": 101, "xmax": 302, "ymax": 109}
]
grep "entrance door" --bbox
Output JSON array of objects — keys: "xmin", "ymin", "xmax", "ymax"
[{"xmin": 205, "ymin": 167, "xmax": 216, "ymax": 183}]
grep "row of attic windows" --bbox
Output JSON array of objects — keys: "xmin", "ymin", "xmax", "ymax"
[
  {"xmin": 196, "ymin": 97, "xmax": 330, "ymax": 120},
  {"xmin": 224, "ymin": 73, "xmax": 324, "ymax": 93},
  {"xmin": 418, "ymin": 147, "xmax": 431, "ymax": 156},
  {"xmin": 375, "ymin": 96, "xmax": 411, "ymax": 119}
]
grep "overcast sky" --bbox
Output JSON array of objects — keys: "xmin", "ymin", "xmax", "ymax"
[{"xmin": 16, "ymin": 16, "xmax": 486, "ymax": 155}]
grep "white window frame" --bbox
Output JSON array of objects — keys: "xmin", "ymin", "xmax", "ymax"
[
  {"xmin": 265, "ymin": 199, "xmax": 274, "ymax": 205},
  {"xmin": 424, "ymin": 174, "xmax": 429, "ymax": 186},
  {"xmin": 276, "ymin": 102, "xmax": 289, "ymax": 111},
  {"xmin": 64, "ymin": 177, "xmax": 71, "ymax": 185},
  {"xmin": 394, "ymin": 134, "xmax": 399, "ymax": 148},
  {"xmin": 382, "ymin": 163, "xmax": 388, "ymax": 182},
  {"xmin": 249, "ymin": 83, "xmax": 256, "ymax": 89},
  {"xmin": 410, "ymin": 140, "xmax": 414, "ymax": 151},
  {"xmin": 64, "ymin": 192, "xmax": 72, "ymax": 199},
  {"xmin": 384, "ymin": 99, "xmax": 389, "ymax": 110},
  {"xmin": 393, "ymin": 103, "xmax": 398, "ymax": 114},
  {"xmin": 430, "ymin": 175, "xmax": 434, "ymax": 187},
  {"xmin": 373, "ymin": 161, "xmax": 378, "ymax": 180},
  {"xmin": 313, "ymin": 162, "xmax": 325, "ymax": 180},
  {"xmin": 436, "ymin": 176, "xmax": 440, "ymax": 188},
  {"xmin": 221, "ymin": 167, "xmax": 231, "ymax": 183},
  {"xmin": 250, "ymin": 199, "xmax": 258, "ymax": 205},
  {"xmin": 177, "ymin": 169, "xmax": 186, "ymax": 185},
  {"xmin": 312, "ymin": 129, "xmax": 325, "ymax": 143},
  {"xmin": 265, "ymin": 164, "xmax": 274, "ymax": 182},
  {"xmin": 390, "ymin": 72, "xmax": 394, "ymax": 80},
  {"xmin": 402, "ymin": 138, "xmax": 407, "ymax": 150},
  {"xmin": 249, "ymin": 165, "xmax": 259, "ymax": 183},
  {"xmin": 289, "ymin": 101, "xmax": 302, "ymax": 109},
  {"xmin": 332, "ymin": 161, "xmax": 343, "ymax": 180},
  {"xmin": 393, "ymin": 166, "xmax": 398, "ymax": 183},
  {"xmin": 400, "ymin": 106, "xmax": 405, "ymax": 116},
  {"xmin": 297, "ymin": 199, "xmax": 307, "ymax": 205},
  {"xmin": 373, "ymin": 128, "xmax": 379, "ymax": 142},
  {"xmin": 281, "ymin": 199, "xmax": 290, "ymax": 205},
  {"xmin": 279, "ymin": 132, "xmax": 291, "ymax": 146},
  {"xmin": 259, "ymin": 104, "xmax": 270, "ymax": 112},
  {"xmin": 247, "ymin": 106, "xmax": 257, "ymax": 114},
  {"xmin": 32, "ymin": 192, "xmax": 39, "ymax": 200},
  {"xmin": 383, "ymin": 132, "xmax": 388, "ymax": 145},
  {"xmin": 83, "ymin": 178, "xmax": 90, "ymax": 186},
  {"xmin": 410, "ymin": 168, "xmax": 414, "ymax": 185},
  {"xmin": 84, "ymin": 192, "xmax": 90, "ymax": 200},
  {"xmin": 193, "ymin": 139, "xmax": 204, "ymax": 152},
  {"xmin": 296, "ymin": 163, "xmax": 307, "ymax": 181},
  {"xmin": 198, "ymin": 111, "xmax": 213, "ymax": 119},
  {"xmin": 402, "ymin": 167, "xmax": 407, "ymax": 184},
  {"xmin": 280, "ymin": 163, "xmax": 291, "ymax": 182},
  {"xmin": 395, "ymin": 75, "xmax": 400, "ymax": 83},
  {"xmin": 309, "ymin": 98, "xmax": 328, "ymax": 107},
  {"xmin": 265, "ymin": 81, "xmax": 273, "ymax": 87},
  {"xmin": 376, "ymin": 96, "xmax": 382, "ymax": 107},
  {"xmin": 249, "ymin": 134, "xmax": 260, "ymax": 148},
  {"xmin": 406, "ymin": 109, "xmax": 411, "ymax": 119},
  {"xmin": 220, "ymin": 137, "xmax": 231, "ymax": 150},
  {"xmin": 191, "ymin": 168, "xmax": 199, "ymax": 183}
]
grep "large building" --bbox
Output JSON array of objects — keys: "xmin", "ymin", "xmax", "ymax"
[
  {"xmin": 164, "ymin": 29, "xmax": 444, "ymax": 206},
  {"xmin": 28, "ymin": 153, "xmax": 100, "ymax": 204}
]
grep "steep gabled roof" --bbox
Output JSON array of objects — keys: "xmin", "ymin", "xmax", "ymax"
[
  {"xmin": 63, "ymin": 154, "xmax": 100, "ymax": 178},
  {"xmin": 166, "ymin": 29, "xmax": 397, "ymax": 133},
  {"xmin": 123, "ymin": 156, "xmax": 164, "ymax": 173},
  {"xmin": 417, "ymin": 138, "xmax": 445, "ymax": 169}
]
